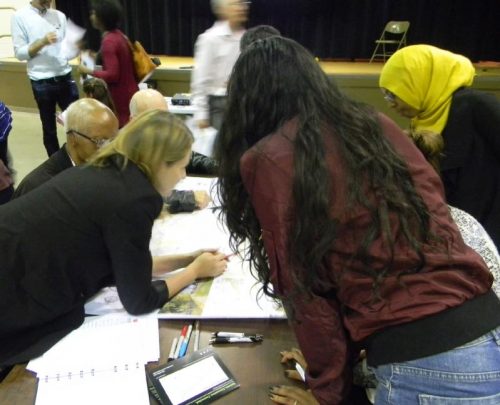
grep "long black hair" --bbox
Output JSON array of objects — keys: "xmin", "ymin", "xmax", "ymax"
[{"xmin": 215, "ymin": 37, "xmax": 431, "ymax": 300}]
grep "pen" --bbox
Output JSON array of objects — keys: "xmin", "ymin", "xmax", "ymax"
[
  {"xmin": 209, "ymin": 335, "xmax": 263, "ymax": 344},
  {"xmin": 174, "ymin": 325, "xmax": 188, "ymax": 359},
  {"xmin": 173, "ymin": 336, "xmax": 184, "ymax": 359},
  {"xmin": 193, "ymin": 321, "xmax": 200, "ymax": 351},
  {"xmin": 295, "ymin": 362, "xmax": 306, "ymax": 382},
  {"xmin": 214, "ymin": 331, "xmax": 245, "ymax": 338},
  {"xmin": 213, "ymin": 331, "xmax": 263, "ymax": 338},
  {"xmin": 179, "ymin": 324, "xmax": 193, "ymax": 358},
  {"xmin": 167, "ymin": 337, "xmax": 178, "ymax": 361}
]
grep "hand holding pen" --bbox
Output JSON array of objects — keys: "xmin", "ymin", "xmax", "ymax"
[
  {"xmin": 189, "ymin": 251, "xmax": 228, "ymax": 279},
  {"xmin": 280, "ymin": 347, "xmax": 307, "ymax": 381},
  {"xmin": 269, "ymin": 348, "xmax": 320, "ymax": 405}
]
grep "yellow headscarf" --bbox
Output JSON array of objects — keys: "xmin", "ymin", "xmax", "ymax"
[{"xmin": 379, "ymin": 44, "xmax": 475, "ymax": 134}]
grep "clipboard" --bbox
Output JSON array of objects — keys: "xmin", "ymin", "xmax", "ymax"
[{"xmin": 148, "ymin": 347, "xmax": 239, "ymax": 405}]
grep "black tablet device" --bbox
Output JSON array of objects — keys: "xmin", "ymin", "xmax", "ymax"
[{"xmin": 148, "ymin": 347, "xmax": 239, "ymax": 405}]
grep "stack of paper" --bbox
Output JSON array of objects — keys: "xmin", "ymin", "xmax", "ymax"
[{"xmin": 28, "ymin": 313, "xmax": 159, "ymax": 405}]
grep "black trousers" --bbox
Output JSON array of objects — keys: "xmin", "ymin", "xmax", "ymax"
[{"xmin": 30, "ymin": 74, "xmax": 79, "ymax": 156}]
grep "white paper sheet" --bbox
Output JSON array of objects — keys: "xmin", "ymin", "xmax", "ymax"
[
  {"xmin": 28, "ymin": 313, "xmax": 159, "ymax": 376},
  {"xmin": 60, "ymin": 19, "xmax": 86, "ymax": 60}
]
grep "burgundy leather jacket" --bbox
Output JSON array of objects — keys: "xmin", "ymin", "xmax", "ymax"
[{"xmin": 240, "ymin": 114, "xmax": 496, "ymax": 403}]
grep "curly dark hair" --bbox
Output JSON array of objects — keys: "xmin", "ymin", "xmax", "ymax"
[
  {"xmin": 214, "ymin": 37, "xmax": 432, "ymax": 301},
  {"xmin": 90, "ymin": 0, "xmax": 123, "ymax": 31}
]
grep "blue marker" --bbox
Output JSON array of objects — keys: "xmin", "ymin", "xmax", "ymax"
[{"xmin": 179, "ymin": 324, "xmax": 193, "ymax": 358}]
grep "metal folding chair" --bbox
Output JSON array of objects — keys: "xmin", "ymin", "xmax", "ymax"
[{"xmin": 369, "ymin": 21, "xmax": 410, "ymax": 63}]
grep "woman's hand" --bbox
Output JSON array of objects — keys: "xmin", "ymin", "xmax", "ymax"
[
  {"xmin": 188, "ymin": 248, "xmax": 219, "ymax": 260},
  {"xmin": 270, "ymin": 348, "xmax": 318, "ymax": 404},
  {"xmin": 269, "ymin": 386, "xmax": 319, "ymax": 405},
  {"xmin": 193, "ymin": 190, "xmax": 211, "ymax": 209},
  {"xmin": 188, "ymin": 251, "xmax": 227, "ymax": 279},
  {"xmin": 78, "ymin": 64, "xmax": 93, "ymax": 75},
  {"xmin": 280, "ymin": 348, "xmax": 308, "ymax": 381}
]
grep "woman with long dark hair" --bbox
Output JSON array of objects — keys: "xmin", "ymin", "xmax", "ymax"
[{"xmin": 214, "ymin": 37, "xmax": 500, "ymax": 404}]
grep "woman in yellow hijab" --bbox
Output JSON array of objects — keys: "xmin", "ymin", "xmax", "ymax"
[
  {"xmin": 380, "ymin": 44, "xmax": 475, "ymax": 133},
  {"xmin": 380, "ymin": 44, "xmax": 500, "ymax": 250}
]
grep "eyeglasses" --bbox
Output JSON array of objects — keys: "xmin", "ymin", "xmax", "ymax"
[
  {"xmin": 66, "ymin": 129, "xmax": 110, "ymax": 148},
  {"xmin": 381, "ymin": 89, "xmax": 397, "ymax": 103}
]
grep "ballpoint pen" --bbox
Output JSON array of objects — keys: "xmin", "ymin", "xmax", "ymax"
[
  {"xmin": 210, "ymin": 333, "xmax": 263, "ymax": 344},
  {"xmin": 213, "ymin": 331, "xmax": 262, "ymax": 338}
]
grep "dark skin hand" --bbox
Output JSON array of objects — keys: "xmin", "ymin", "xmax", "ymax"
[{"xmin": 269, "ymin": 348, "xmax": 319, "ymax": 405}]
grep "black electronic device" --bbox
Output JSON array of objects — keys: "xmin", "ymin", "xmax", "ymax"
[
  {"xmin": 171, "ymin": 93, "xmax": 192, "ymax": 106},
  {"xmin": 148, "ymin": 347, "xmax": 239, "ymax": 405}
]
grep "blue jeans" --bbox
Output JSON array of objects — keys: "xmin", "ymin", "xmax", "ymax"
[
  {"xmin": 31, "ymin": 76, "xmax": 79, "ymax": 156},
  {"xmin": 372, "ymin": 326, "xmax": 500, "ymax": 404}
]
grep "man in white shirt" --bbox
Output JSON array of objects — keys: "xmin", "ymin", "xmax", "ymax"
[
  {"xmin": 11, "ymin": 0, "xmax": 79, "ymax": 156},
  {"xmin": 190, "ymin": 0, "xmax": 249, "ymax": 129}
]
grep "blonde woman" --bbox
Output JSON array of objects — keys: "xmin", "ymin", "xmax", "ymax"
[{"xmin": 0, "ymin": 110, "xmax": 227, "ymax": 367}]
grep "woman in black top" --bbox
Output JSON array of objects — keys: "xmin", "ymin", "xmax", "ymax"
[{"xmin": 0, "ymin": 110, "xmax": 227, "ymax": 366}]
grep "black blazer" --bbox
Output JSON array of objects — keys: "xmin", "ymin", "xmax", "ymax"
[
  {"xmin": 0, "ymin": 156, "xmax": 168, "ymax": 366},
  {"xmin": 12, "ymin": 144, "xmax": 198, "ymax": 213},
  {"xmin": 441, "ymin": 88, "xmax": 500, "ymax": 247},
  {"xmin": 12, "ymin": 144, "xmax": 72, "ymax": 199}
]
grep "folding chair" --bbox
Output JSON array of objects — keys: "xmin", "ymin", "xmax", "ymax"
[{"xmin": 369, "ymin": 21, "xmax": 410, "ymax": 63}]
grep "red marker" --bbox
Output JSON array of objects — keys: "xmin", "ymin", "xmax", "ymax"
[
  {"xmin": 174, "ymin": 324, "xmax": 189, "ymax": 359},
  {"xmin": 180, "ymin": 324, "xmax": 188, "ymax": 338}
]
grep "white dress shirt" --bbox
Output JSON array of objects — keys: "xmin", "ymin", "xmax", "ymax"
[
  {"xmin": 190, "ymin": 21, "xmax": 244, "ymax": 122},
  {"xmin": 11, "ymin": 5, "xmax": 71, "ymax": 80}
]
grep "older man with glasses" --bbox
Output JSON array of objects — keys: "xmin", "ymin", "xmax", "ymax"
[{"xmin": 12, "ymin": 98, "xmax": 118, "ymax": 199}]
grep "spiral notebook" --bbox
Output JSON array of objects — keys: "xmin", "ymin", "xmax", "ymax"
[
  {"xmin": 35, "ymin": 365, "xmax": 148, "ymax": 405},
  {"xmin": 28, "ymin": 314, "xmax": 159, "ymax": 405}
]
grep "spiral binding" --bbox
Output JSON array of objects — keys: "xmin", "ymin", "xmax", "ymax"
[{"xmin": 40, "ymin": 362, "xmax": 141, "ymax": 383}]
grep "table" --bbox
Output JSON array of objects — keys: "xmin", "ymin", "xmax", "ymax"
[
  {"xmin": 0, "ymin": 178, "xmax": 302, "ymax": 404},
  {"xmin": 0, "ymin": 318, "xmax": 300, "ymax": 404}
]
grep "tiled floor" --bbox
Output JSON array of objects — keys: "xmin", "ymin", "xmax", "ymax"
[{"xmin": 8, "ymin": 109, "xmax": 66, "ymax": 184}]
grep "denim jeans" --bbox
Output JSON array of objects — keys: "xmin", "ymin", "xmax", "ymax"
[
  {"xmin": 372, "ymin": 326, "xmax": 500, "ymax": 404},
  {"xmin": 31, "ymin": 77, "xmax": 79, "ymax": 156}
]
